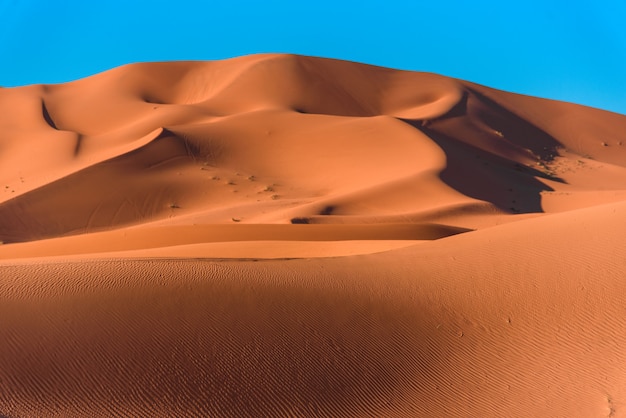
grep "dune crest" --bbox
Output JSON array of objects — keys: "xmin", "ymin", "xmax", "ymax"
[{"xmin": 1, "ymin": 54, "xmax": 626, "ymax": 417}]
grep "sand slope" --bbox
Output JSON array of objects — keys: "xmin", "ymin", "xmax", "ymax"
[{"xmin": 1, "ymin": 54, "xmax": 626, "ymax": 417}]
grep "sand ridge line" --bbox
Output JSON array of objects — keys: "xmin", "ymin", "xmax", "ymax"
[
  {"xmin": 0, "ymin": 223, "xmax": 463, "ymax": 259},
  {"xmin": 0, "ymin": 240, "xmax": 425, "ymax": 264}
]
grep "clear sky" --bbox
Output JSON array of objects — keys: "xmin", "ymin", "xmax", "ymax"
[{"xmin": 1, "ymin": 0, "xmax": 625, "ymax": 115}]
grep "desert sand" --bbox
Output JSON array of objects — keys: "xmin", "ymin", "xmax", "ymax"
[{"xmin": 1, "ymin": 54, "xmax": 626, "ymax": 417}]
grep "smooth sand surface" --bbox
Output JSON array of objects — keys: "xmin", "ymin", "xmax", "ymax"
[{"xmin": 1, "ymin": 54, "xmax": 626, "ymax": 417}]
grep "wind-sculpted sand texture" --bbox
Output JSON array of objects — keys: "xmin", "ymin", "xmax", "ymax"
[{"xmin": 1, "ymin": 54, "xmax": 626, "ymax": 417}]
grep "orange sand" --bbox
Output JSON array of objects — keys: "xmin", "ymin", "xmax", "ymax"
[{"xmin": 1, "ymin": 54, "xmax": 626, "ymax": 417}]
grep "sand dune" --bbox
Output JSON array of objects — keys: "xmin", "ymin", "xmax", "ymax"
[{"xmin": 1, "ymin": 54, "xmax": 626, "ymax": 417}]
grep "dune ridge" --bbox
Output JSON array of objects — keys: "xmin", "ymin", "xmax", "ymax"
[{"xmin": 1, "ymin": 54, "xmax": 626, "ymax": 417}]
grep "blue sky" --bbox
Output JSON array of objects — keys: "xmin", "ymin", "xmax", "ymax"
[{"xmin": 1, "ymin": 0, "xmax": 625, "ymax": 115}]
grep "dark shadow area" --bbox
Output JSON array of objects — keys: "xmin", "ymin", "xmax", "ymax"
[
  {"xmin": 465, "ymin": 87, "xmax": 562, "ymax": 161},
  {"xmin": 396, "ymin": 87, "xmax": 569, "ymax": 215},
  {"xmin": 319, "ymin": 205, "xmax": 335, "ymax": 216},
  {"xmin": 290, "ymin": 217, "xmax": 310, "ymax": 224},
  {"xmin": 73, "ymin": 134, "xmax": 84, "ymax": 157},
  {"xmin": 41, "ymin": 99, "xmax": 58, "ymax": 130},
  {"xmin": 401, "ymin": 119, "xmax": 560, "ymax": 214}
]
